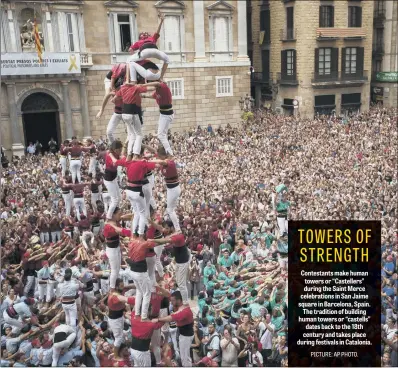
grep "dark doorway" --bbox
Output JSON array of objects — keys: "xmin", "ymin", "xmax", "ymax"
[
  {"xmin": 23, "ymin": 112, "xmax": 59, "ymax": 152},
  {"xmin": 21, "ymin": 92, "xmax": 61, "ymax": 152}
]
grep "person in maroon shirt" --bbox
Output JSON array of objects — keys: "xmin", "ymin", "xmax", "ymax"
[
  {"xmin": 102, "ymin": 207, "xmax": 132, "ymax": 291},
  {"xmin": 149, "ymin": 231, "xmax": 190, "ymax": 306},
  {"xmin": 128, "ymin": 14, "xmax": 169, "ymax": 82},
  {"xmin": 65, "ymin": 137, "xmax": 90, "ymax": 183},
  {"xmin": 157, "ymin": 146, "xmax": 181, "ymax": 231},
  {"xmin": 142, "ymin": 81, "xmax": 174, "ymax": 155},
  {"xmin": 153, "ymin": 291, "xmax": 194, "ymax": 367},
  {"xmin": 114, "ymin": 81, "xmax": 160, "ymax": 157},
  {"xmin": 59, "ymin": 140, "xmax": 70, "ymax": 177}
]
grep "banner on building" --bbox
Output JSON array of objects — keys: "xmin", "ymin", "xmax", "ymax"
[
  {"xmin": 1, "ymin": 52, "xmax": 81, "ymax": 76},
  {"xmin": 375, "ymin": 72, "xmax": 398, "ymax": 82}
]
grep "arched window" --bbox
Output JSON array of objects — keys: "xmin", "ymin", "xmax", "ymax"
[{"xmin": 19, "ymin": 7, "xmax": 45, "ymax": 52}]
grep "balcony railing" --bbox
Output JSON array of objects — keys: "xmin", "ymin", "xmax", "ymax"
[
  {"xmin": 372, "ymin": 45, "xmax": 384, "ymax": 55},
  {"xmin": 80, "ymin": 52, "xmax": 93, "ymax": 68},
  {"xmin": 252, "ymin": 72, "xmax": 272, "ymax": 84},
  {"xmin": 277, "ymin": 72, "xmax": 298, "ymax": 85},
  {"xmin": 311, "ymin": 70, "xmax": 368, "ymax": 83},
  {"xmin": 280, "ymin": 28, "xmax": 296, "ymax": 41}
]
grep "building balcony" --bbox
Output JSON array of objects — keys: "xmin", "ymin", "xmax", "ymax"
[
  {"xmin": 277, "ymin": 72, "xmax": 298, "ymax": 86},
  {"xmin": 252, "ymin": 72, "xmax": 272, "ymax": 85},
  {"xmin": 311, "ymin": 70, "xmax": 368, "ymax": 88},
  {"xmin": 280, "ymin": 28, "xmax": 296, "ymax": 42},
  {"xmin": 80, "ymin": 52, "xmax": 93, "ymax": 68},
  {"xmin": 316, "ymin": 28, "xmax": 366, "ymax": 40}
]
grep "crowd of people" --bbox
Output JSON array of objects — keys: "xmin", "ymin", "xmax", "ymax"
[{"xmin": 1, "ymin": 104, "xmax": 397, "ymax": 367}]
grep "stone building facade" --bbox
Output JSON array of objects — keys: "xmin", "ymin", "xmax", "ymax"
[
  {"xmin": 249, "ymin": 0, "xmax": 374, "ymax": 118},
  {"xmin": 1, "ymin": 0, "xmax": 250, "ymax": 156},
  {"xmin": 371, "ymin": 0, "xmax": 398, "ymax": 108}
]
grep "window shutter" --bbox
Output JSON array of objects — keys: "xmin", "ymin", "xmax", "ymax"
[
  {"xmin": 71, "ymin": 13, "xmax": 80, "ymax": 52},
  {"xmin": 129, "ymin": 14, "xmax": 136, "ymax": 44},
  {"xmin": 331, "ymin": 48, "xmax": 338, "ymax": 74},
  {"xmin": 113, "ymin": 13, "xmax": 121, "ymax": 52},
  {"xmin": 315, "ymin": 48, "xmax": 319, "ymax": 74},
  {"xmin": 214, "ymin": 17, "xmax": 228, "ymax": 52},
  {"xmin": 293, "ymin": 49, "xmax": 297, "ymax": 78},
  {"xmin": 57, "ymin": 12, "xmax": 68, "ymax": 51},
  {"xmin": 341, "ymin": 47, "xmax": 346, "ymax": 76},
  {"xmin": 281, "ymin": 50, "xmax": 287, "ymax": 76},
  {"xmin": 319, "ymin": 7, "xmax": 322, "ymax": 27},
  {"xmin": 164, "ymin": 16, "xmax": 181, "ymax": 52},
  {"xmin": 287, "ymin": 7, "xmax": 294, "ymax": 29},
  {"xmin": 357, "ymin": 7, "xmax": 362, "ymax": 27},
  {"xmin": 357, "ymin": 47, "xmax": 364, "ymax": 76},
  {"xmin": 330, "ymin": 7, "xmax": 334, "ymax": 27}
]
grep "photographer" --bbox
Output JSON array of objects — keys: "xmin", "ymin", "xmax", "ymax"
[{"xmin": 237, "ymin": 342, "xmax": 263, "ymax": 367}]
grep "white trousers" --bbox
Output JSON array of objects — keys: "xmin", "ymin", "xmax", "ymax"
[
  {"xmin": 92, "ymin": 224, "xmax": 101, "ymax": 236},
  {"xmin": 129, "ymin": 61, "xmax": 161, "ymax": 82},
  {"xmin": 131, "ymin": 270, "xmax": 151, "ymax": 319},
  {"xmin": 91, "ymin": 193, "xmax": 101, "ymax": 212},
  {"xmin": 73, "ymin": 197, "xmax": 87, "ymax": 221},
  {"xmin": 59, "ymin": 156, "xmax": 67, "ymax": 176},
  {"xmin": 170, "ymin": 327, "xmax": 179, "ymax": 356},
  {"xmin": 123, "ymin": 114, "xmax": 142, "ymax": 155},
  {"xmin": 102, "ymin": 192, "xmax": 111, "ymax": 214},
  {"xmin": 154, "ymin": 244, "xmax": 164, "ymax": 277},
  {"xmin": 148, "ymin": 174, "xmax": 157, "ymax": 210},
  {"xmin": 62, "ymin": 193, "xmax": 72, "ymax": 216},
  {"xmin": 40, "ymin": 232, "xmax": 50, "ymax": 244},
  {"xmin": 131, "ymin": 349, "xmax": 151, "ymax": 367},
  {"xmin": 108, "ymin": 316, "xmax": 124, "ymax": 348},
  {"xmin": 179, "ymin": 334, "xmax": 194, "ymax": 367},
  {"xmin": 52, "ymin": 332, "xmax": 76, "ymax": 367},
  {"xmin": 104, "ymin": 179, "xmax": 121, "ymax": 220},
  {"xmin": 69, "ymin": 159, "xmax": 82, "ymax": 183},
  {"xmin": 146, "ymin": 256, "xmax": 156, "ymax": 291},
  {"xmin": 46, "ymin": 280, "xmax": 56, "ymax": 303},
  {"xmin": 24, "ymin": 275, "xmax": 35, "ymax": 295},
  {"xmin": 38, "ymin": 281, "xmax": 48, "ymax": 301},
  {"xmin": 100, "ymin": 278, "xmax": 110, "ymax": 295},
  {"xmin": 151, "ymin": 328, "xmax": 162, "ymax": 364},
  {"xmin": 89, "ymin": 157, "xmax": 97, "ymax": 176},
  {"xmin": 176, "ymin": 259, "xmax": 190, "ymax": 305},
  {"xmin": 107, "ymin": 113, "xmax": 123, "ymax": 143},
  {"xmin": 142, "ymin": 183, "xmax": 153, "ymax": 224},
  {"xmin": 277, "ymin": 216, "xmax": 288, "ymax": 235},
  {"xmin": 167, "ymin": 185, "xmax": 181, "ymax": 231},
  {"xmin": 62, "ymin": 302, "xmax": 77, "ymax": 329},
  {"xmin": 126, "ymin": 189, "xmax": 146, "ymax": 235},
  {"xmin": 106, "ymin": 246, "xmax": 122, "ymax": 290},
  {"xmin": 157, "ymin": 114, "xmax": 174, "ymax": 155},
  {"xmin": 128, "ymin": 48, "xmax": 170, "ymax": 64},
  {"xmin": 81, "ymin": 230, "xmax": 94, "ymax": 250}
]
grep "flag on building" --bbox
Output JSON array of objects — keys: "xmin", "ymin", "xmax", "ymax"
[{"xmin": 34, "ymin": 18, "xmax": 42, "ymax": 63}]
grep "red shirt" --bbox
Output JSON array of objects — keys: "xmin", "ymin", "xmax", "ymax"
[
  {"xmin": 60, "ymin": 144, "xmax": 69, "ymax": 156},
  {"xmin": 105, "ymin": 152, "xmax": 118, "ymax": 171},
  {"xmin": 161, "ymin": 160, "xmax": 178, "ymax": 183},
  {"xmin": 99, "ymin": 351, "xmax": 113, "ymax": 368},
  {"xmin": 103, "ymin": 224, "xmax": 131, "ymax": 243},
  {"xmin": 108, "ymin": 294, "xmax": 126, "ymax": 312},
  {"xmin": 67, "ymin": 145, "xmax": 89, "ymax": 158},
  {"xmin": 127, "ymin": 288, "xmax": 166, "ymax": 317},
  {"xmin": 171, "ymin": 234, "xmax": 185, "ymax": 248},
  {"xmin": 111, "ymin": 64, "xmax": 126, "ymax": 79},
  {"xmin": 152, "ymin": 83, "xmax": 172, "ymax": 106},
  {"xmin": 129, "ymin": 312, "xmax": 164, "ymax": 339},
  {"xmin": 130, "ymin": 33, "xmax": 160, "ymax": 51},
  {"xmin": 114, "ymin": 94, "xmax": 123, "ymax": 114},
  {"xmin": 116, "ymin": 85, "xmax": 147, "ymax": 107},
  {"xmin": 128, "ymin": 239, "xmax": 156, "ymax": 262},
  {"xmin": 70, "ymin": 183, "xmax": 86, "ymax": 195},
  {"xmin": 116, "ymin": 158, "xmax": 156, "ymax": 183},
  {"xmin": 171, "ymin": 306, "xmax": 194, "ymax": 327}
]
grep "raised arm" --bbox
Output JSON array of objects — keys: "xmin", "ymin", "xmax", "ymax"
[
  {"xmin": 97, "ymin": 92, "xmax": 115, "ymax": 119},
  {"xmin": 156, "ymin": 13, "xmax": 165, "ymax": 35}
]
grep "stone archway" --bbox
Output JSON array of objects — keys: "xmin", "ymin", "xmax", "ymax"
[{"xmin": 21, "ymin": 92, "xmax": 61, "ymax": 152}]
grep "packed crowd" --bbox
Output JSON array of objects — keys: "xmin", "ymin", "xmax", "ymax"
[{"xmin": 1, "ymin": 104, "xmax": 397, "ymax": 367}]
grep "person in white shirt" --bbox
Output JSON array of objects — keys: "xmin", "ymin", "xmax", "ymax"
[
  {"xmin": 51, "ymin": 324, "xmax": 77, "ymax": 367},
  {"xmin": 205, "ymin": 323, "xmax": 221, "ymax": 364},
  {"xmin": 27, "ymin": 143, "xmax": 36, "ymax": 155},
  {"xmin": 220, "ymin": 326, "xmax": 240, "ymax": 367},
  {"xmin": 259, "ymin": 313, "xmax": 275, "ymax": 364}
]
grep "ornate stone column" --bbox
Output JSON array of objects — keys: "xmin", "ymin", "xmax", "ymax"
[
  {"xmin": 237, "ymin": 0, "xmax": 249, "ymax": 61},
  {"xmin": 6, "ymin": 83, "xmax": 25, "ymax": 156},
  {"xmin": 193, "ymin": 0, "xmax": 206, "ymax": 62},
  {"xmin": 79, "ymin": 79, "xmax": 91, "ymax": 138},
  {"xmin": 61, "ymin": 81, "xmax": 74, "ymax": 138}
]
